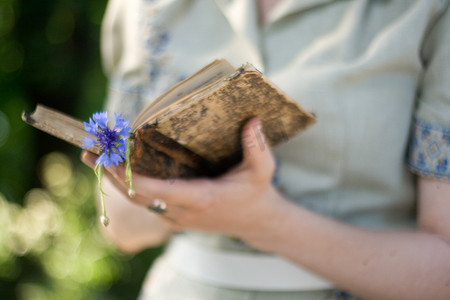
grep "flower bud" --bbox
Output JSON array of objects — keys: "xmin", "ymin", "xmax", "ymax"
[{"xmin": 100, "ymin": 215, "xmax": 110, "ymax": 227}]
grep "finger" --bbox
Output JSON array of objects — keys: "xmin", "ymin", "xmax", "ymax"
[
  {"xmin": 102, "ymin": 170, "xmax": 189, "ymax": 223},
  {"xmin": 102, "ymin": 165, "xmax": 156, "ymax": 205},
  {"xmin": 81, "ymin": 151, "xmax": 140, "ymax": 200},
  {"xmin": 81, "ymin": 151, "xmax": 199, "ymax": 210},
  {"xmin": 240, "ymin": 118, "xmax": 275, "ymax": 178},
  {"xmin": 105, "ymin": 164, "xmax": 211, "ymax": 207},
  {"xmin": 155, "ymin": 204, "xmax": 206, "ymax": 231},
  {"xmin": 81, "ymin": 151, "xmax": 98, "ymax": 169},
  {"xmin": 133, "ymin": 176, "xmax": 211, "ymax": 207},
  {"xmin": 144, "ymin": 199, "xmax": 196, "ymax": 232}
]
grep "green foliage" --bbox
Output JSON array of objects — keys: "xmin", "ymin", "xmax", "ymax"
[
  {"xmin": 0, "ymin": 152, "xmax": 163, "ymax": 299},
  {"xmin": 1, "ymin": 153, "xmax": 117, "ymax": 299},
  {"xmin": 0, "ymin": 1, "xmax": 162, "ymax": 299}
]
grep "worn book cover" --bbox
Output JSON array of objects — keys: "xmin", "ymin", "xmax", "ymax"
[{"xmin": 22, "ymin": 59, "xmax": 316, "ymax": 178}]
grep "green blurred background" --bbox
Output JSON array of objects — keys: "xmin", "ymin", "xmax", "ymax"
[{"xmin": 0, "ymin": 1, "xmax": 162, "ymax": 299}]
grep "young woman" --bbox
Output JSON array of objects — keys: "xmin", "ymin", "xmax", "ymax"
[{"xmin": 83, "ymin": 0, "xmax": 450, "ymax": 299}]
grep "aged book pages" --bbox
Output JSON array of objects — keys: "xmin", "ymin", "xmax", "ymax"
[{"xmin": 23, "ymin": 60, "xmax": 316, "ymax": 178}]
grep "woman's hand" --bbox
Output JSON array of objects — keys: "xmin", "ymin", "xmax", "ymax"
[
  {"xmin": 83, "ymin": 117, "xmax": 450, "ymax": 299},
  {"xmin": 87, "ymin": 118, "xmax": 292, "ymax": 249}
]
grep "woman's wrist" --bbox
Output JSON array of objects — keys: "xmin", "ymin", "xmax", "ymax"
[{"xmin": 240, "ymin": 186, "xmax": 298, "ymax": 253}]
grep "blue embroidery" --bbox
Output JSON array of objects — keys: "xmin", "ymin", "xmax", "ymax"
[
  {"xmin": 437, "ymin": 158, "xmax": 448, "ymax": 174},
  {"xmin": 146, "ymin": 28, "xmax": 169, "ymax": 55},
  {"xmin": 144, "ymin": 22, "xmax": 170, "ymax": 82},
  {"xmin": 407, "ymin": 119, "xmax": 450, "ymax": 180},
  {"xmin": 140, "ymin": 2, "xmax": 186, "ymax": 100},
  {"xmin": 148, "ymin": 59, "xmax": 163, "ymax": 82}
]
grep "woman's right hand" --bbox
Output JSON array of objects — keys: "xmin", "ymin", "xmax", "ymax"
[{"xmin": 81, "ymin": 151, "xmax": 172, "ymax": 253}]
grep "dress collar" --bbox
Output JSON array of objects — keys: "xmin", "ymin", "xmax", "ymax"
[
  {"xmin": 267, "ymin": 0, "xmax": 336, "ymax": 24},
  {"xmin": 214, "ymin": 0, "xmax": 340, "ymax": 69}
]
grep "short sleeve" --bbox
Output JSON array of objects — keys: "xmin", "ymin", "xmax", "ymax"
[{"xmin": 407, "ymin": 4, "xmax": 450, "ymax": 181}]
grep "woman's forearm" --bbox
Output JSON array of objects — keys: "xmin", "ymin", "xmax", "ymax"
[{"xmin": 250, "ymin": 195, "xmax": 450, "ymax": 300}]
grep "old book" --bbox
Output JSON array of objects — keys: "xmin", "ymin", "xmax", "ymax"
[{"xmin": 22, "ymin": 59, "xmax": 316, "ymax": 178}]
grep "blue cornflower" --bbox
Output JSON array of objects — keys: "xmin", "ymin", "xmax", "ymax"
[
  {"xmin": 82, "ymin": 111, "xmax": 134, "ymax": 227},
  {"xmin": 82, "ymin": 112, "xmax": 132, "ymax": 168}
]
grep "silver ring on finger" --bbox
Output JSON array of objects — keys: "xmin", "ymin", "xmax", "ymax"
[{"xmin": 148, "ymin": 198, "xmax": 167, "ymax": 214}]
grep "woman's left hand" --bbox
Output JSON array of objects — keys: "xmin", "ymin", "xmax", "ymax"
[{"xmin": 104, "ymin": 118, "xmax": 291, "ymax": 247}]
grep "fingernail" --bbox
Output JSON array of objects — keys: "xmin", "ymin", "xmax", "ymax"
[{"xmin": 81, "ymin": 152, "xmax": 96, "ymax": 167}]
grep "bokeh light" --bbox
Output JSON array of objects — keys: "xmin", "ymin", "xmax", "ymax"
[{"xmin": 0, "ymin": 1, "xmax": 162, "ymax": 299}]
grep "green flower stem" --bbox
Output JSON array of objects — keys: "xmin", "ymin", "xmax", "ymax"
[
  {"xmin": 95, "ymin": 163, "xmax": 109, "ymax": 227},
  {"xmin": 125, "ymin": 138, "xmax": 135, "ymax": 198}
]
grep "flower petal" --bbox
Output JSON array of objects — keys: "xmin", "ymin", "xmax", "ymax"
[
  {"xmin": 84, "ymin": 118, "xmax": 98, "ymax": 135},
  {"xmin": 109, "ymin": 152, "xmax": 124, "ymax": 166},
  {"xmin": 95, "ymin": 152, "xmax": 109, "ymax": 167},
  {"xmin": 93, "ymin": 112, "xmax": 108, "ymax": 129},
  {"xmin": 114, "ymin": 113, "xmax": 130, "ymax": 129},
  {"xmin": 82, "ymin": 137, "xmax": 97, "ymax": 149},
  {"xmin": 96, "ymin": 151, "xmax": 123, "ymax": 168},
  {"xmin": 118, "ymin": 128, "xmax": 132, "ymax": 138},
  {"xmin": 115, "ymin": 143, "xmax": 127, "ymax": 158},
  {"xmin": 114, "ymin": 113, "xmax": 132, "ymax": 137}
]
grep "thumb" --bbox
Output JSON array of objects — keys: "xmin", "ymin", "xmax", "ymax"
[{"xmin": 240, "ymin": 118, "xmax": 275, "ymax": 178}]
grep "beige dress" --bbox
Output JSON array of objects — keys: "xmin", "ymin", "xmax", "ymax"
[{"xmin": 100, "ymin": 0, "xmax": 450, "ymax": 298}]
